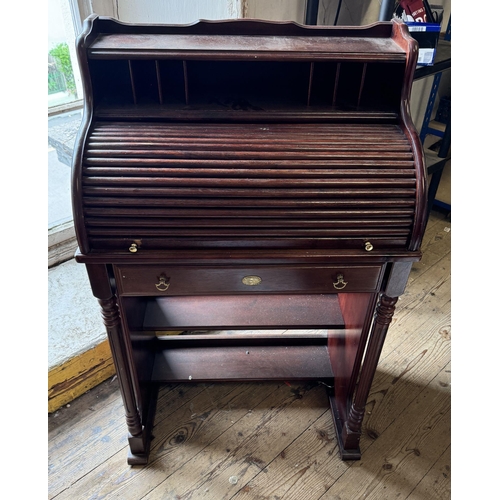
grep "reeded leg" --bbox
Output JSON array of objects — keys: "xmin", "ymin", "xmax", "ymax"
[
  {"xmin": 336, "ymin": 294, "xmax": 398, "ymax": 459},
  {"xmin": 98, "ymin": 297, "xmax": 150, "ymax": 464}
]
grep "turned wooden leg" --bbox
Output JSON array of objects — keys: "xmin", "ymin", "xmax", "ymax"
[
  {"xmin": 98, "ymin": 297, "xmax": 142, "ymax": 435},
  {"xmin": 85, "ymin": 264, "xmax": 153, "ymax": 465},
  {"xmin": 339, "ymin": 294, "xmax": 398, "ymax": 459},
  {"xmin": 98, "ymin": 297, "xmax": 151, "ymax": 464}
]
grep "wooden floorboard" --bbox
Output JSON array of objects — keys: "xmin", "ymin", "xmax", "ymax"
[{"xmin": 48, "ymin": 210, "xmax": 451, "ymax": 500}]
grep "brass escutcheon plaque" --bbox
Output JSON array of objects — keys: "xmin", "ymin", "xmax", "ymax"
[{"xmin": 242, "ymin": 275, "xmax": 262, "ymax": 286}]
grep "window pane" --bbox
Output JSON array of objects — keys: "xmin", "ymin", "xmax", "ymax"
[
  {"xmin": 49, "ymin": 0, "xmax": 83, "ymax": 235},
  {"xmin": 48, "ymin": 0, "xmax": 82, "ymax": 107}
]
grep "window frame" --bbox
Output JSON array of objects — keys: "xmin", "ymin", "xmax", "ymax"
[{"xmin": 48, "ymin": 0, "xmax": 91, "ymax": 267}]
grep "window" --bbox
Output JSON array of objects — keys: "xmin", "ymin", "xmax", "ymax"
[{"xmin": 48, "ymin": 0, "xmax": 85, "ymax": 266}]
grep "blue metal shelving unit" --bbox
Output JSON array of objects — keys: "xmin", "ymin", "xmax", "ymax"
[{"xmin": 416, "ymin": 17, "xmax": 451, "ymax": 217}]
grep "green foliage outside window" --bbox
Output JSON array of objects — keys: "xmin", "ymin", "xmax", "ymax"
[{"xmin": 49, "ymin": 43, "xmax": 76, "ymax": 97}]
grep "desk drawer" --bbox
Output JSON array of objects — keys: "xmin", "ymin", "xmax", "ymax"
[{"xmin": 114, "ymin": 265, "xmax": 384, "ymax": 296}]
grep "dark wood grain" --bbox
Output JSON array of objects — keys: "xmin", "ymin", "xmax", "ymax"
[
  {"xmin": 71, "ymin": 16, "xmax": 427, "ymax": 465},
  {"xmin": 340, "ymin": 294, "xmax": 398, "ymax": 457},
  {"xmin": 81, "ymin": 121, "xmax": 416, "ymax": 252},
  {"xmin": 88, "ymin": 33, "xmax": 406, "ymax": 59},
  {"xmin": 151, "ymin": 345, "xmax": 334, "ymax": 382},
  {"xmin": 115, "ymin": 264, "xmax": 383, "ymax": 296},
  {"xmin": 329, "ymin": 292, "xmax": 377, "ymax": 424},
  {"xmin": 141, "ymin": 294, "xmax": 345, "ymax": 330}
]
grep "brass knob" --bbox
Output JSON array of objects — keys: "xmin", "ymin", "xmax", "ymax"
[
  {"xmin": 129, "ymin": 243, "xmax": 138, "ymax": 253},
  {"xmin": 155, "ymin": 275, "xmax": 170, "ymax": 292},
  {"xmin": 333, "ymin": 273, "xmax": 348, "ymax": 290},
  {"xmin": 364, "ymin": 241, "xmax": 374, "ymax": 252}
]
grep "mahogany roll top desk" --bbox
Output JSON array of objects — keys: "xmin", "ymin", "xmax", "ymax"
[{"xmin": 72, "ymin": 15, "xmax": 427, "ymax": 465}]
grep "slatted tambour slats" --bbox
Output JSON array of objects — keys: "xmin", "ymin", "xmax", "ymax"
[{"xmin": 82, "ymin": 122, "xmax": 416, "ymax": 251}]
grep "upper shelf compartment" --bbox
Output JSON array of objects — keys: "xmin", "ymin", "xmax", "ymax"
[{"xmin": 78, "ymin": 17, "xmax": 415, "ymax": 121}]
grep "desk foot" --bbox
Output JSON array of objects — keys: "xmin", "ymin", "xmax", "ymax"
[
  {"xmin": 328, "ymin": 391, "xmax": 361, "ymax": 460},
  {"xmin": 127, "ymin": 450, "xmax": 150, "ymax": 466},
  {"xmin": 126, "ymin": 385, "xmax": 159, "ymax": 465}
]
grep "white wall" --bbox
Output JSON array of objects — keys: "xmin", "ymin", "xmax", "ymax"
[
  {"xmin": 90, "ymin": 0, "xmax": 243, "ymax": 23},
  {"xmin": 49, "ymin": 0, "xmax": 72, "ymax": 44},
  {"xmin": 243, "ymin": 0, "xmax": 306, "ymax": 22},
  {"xmin": 48, "ymin": 0, "xmax": 84, "ymax": 100}
]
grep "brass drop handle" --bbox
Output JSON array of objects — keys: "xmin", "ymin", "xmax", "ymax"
[
  {"xmin": 364, "ymin": 241, "xmax": 374, "ymax": 252},
  {"xmin": 155, "ymin": 275, "xmax": 170, "ymax": 292},
  {"xmin": 333, "ymin": 273, "xmax": 348, "ymax": 290},
  {"xmin": 129, "ymin": 243, "xmax": 138, "ymax": 253}
]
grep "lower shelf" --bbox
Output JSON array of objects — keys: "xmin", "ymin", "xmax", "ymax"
[
  {"xmin": 151, "ymin": 343, "xmax": 334, "ymax": 382},
  {"xmin": 142, "ymin": 293, "xmax": 344, "ymax": 330}
]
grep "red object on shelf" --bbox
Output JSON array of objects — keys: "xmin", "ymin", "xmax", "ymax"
[{"xmin": 399, "ymin": 0, "xmax": 428, "ymax": 22}]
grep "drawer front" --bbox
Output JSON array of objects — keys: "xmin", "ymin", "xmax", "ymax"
[{"xmin": 114, "ymin": 265, "xmax": 384, "ymax": 296}]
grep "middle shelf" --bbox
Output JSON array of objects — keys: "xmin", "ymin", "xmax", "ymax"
[{"xmin": 136, "ymin": 293, "xmax": 345, "ymax": 330}]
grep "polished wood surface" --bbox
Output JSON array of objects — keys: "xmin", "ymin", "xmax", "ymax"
[
  {"xmin": 73, "ymin": 15, "xmax": 425, "ymax": 256},
  {"xmin": 71, "ymin": 16, "xmax": 427, "ymax": 464},
  {"xmin": 329, "ymin": 292, "xmax": 376, "ymax": 423},
  {"xmin": 141, "ymin": 294, "xmax": 344, "ymax": 329},
  {"xmin": 151, "ymin": 345, "xmax": 334, "ymax": 382},
  {"xmin": 84, "ymin": 123, "xmax": 416, "ymax": 252},
  {"xmin": 114, "ymin": 264, "xmax": 383, "ymax": 295}
]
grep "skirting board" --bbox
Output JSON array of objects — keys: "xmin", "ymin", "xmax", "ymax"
[{"xmin": 48, "ymin": 340, "xmax": 116, "ymax": 413}]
